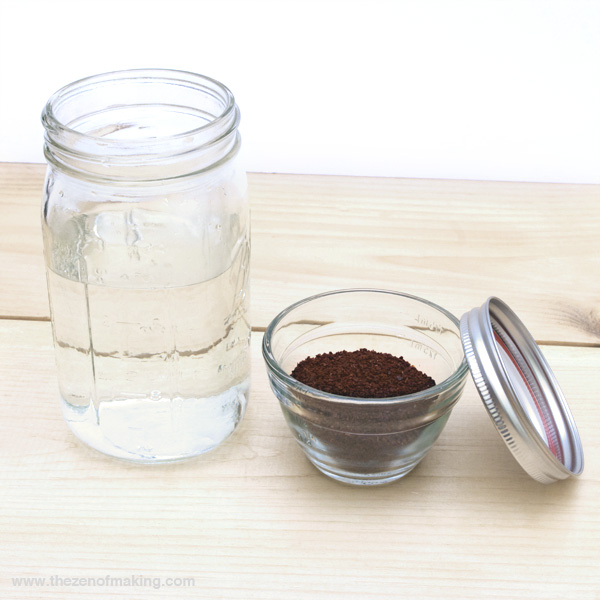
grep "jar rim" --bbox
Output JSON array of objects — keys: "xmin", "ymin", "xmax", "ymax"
[
  {"xmin": 41, "ymin": 68, "xmax": 238, "ymax": 148},
  {"xmin": 41, "ymin": 69, "xmax": 241, "ymax": 182}
]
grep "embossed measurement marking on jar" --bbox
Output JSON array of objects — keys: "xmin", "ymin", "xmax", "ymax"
[
  {"xmin": 410, "ymin": 340, "xmax": 440, "ymax": 359},
  {"xmin": 414, "ymin": 314, "xmax": 445, "ymax": 333}
]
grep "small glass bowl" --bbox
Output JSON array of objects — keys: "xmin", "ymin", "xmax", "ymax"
[{"xmin": 262, "ymin": 289, "xmax": 469, "ymax": 485}]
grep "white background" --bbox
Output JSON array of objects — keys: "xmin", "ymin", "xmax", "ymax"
[{"xmin": 0, "ymin": 0, "xmax": 598, "ymax": 183}]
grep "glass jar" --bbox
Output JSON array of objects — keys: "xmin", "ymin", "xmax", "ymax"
[{"xmin": 41, "ymin": 69, "xmax": 250, "ymax": 462}]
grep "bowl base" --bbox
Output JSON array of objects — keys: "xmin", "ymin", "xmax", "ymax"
[{"xmin": 308, "ymin": 456, "xmax": 420, "ymax": 486}]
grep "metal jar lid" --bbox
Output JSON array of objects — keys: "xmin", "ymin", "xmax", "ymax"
[{"xmin": 460, "ymin": 297, "xmax": 584, "ymax": 484}]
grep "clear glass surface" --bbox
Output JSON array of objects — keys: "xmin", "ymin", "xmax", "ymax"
[
  {"xmin": 42, "ymin": 70, "xmax": 250, "ymax": 462},
  {"xmin": 263, "ymin": 289, "xmax": 469, "ymax": 485}
]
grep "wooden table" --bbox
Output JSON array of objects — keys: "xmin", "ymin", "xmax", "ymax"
[{"xmin": 1, "ymin": 163, "xmax": 598, "ymax": 599}]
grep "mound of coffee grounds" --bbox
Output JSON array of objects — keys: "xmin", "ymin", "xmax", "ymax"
[
  {"xmin": 284, "ymin": 349, "xmax": 443, "ymax": 480},
  {"xmin": 291, "ymin": 349, "xmax": 435, "ymax": 398}
]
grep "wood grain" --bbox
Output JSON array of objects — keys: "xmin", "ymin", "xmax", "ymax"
[
  {"xmin": 0, "ymin": 163, "xmax": 48, "ymax": 320},
  {"xmin": 250, "ymin": 172, "xmax": 600, "ymax": 345},
  {"xmin": 1, "ymin": 163, "xmax": 599, "ymax": 344},
  {"xmin": 0, "ymin": 320, "xmax": 598, "ymax": 600}
]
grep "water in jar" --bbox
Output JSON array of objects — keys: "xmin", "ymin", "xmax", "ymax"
[{"xmin": 43, "ymin": 176, "xmax": 250, "ymax": 462}]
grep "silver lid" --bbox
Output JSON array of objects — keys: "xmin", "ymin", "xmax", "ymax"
[{"xmin": 460, "ymin": 297, "xmax": 584, "ymax": 484}]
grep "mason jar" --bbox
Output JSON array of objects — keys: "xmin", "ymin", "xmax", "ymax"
[{"xmin": 41, "ymin": 69, "xmax": 250, "ymax": 462}]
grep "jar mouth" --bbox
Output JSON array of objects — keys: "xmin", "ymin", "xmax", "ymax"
[
  {"xmin": 43, "ymin": 69, "xmax": 237, "ymax": 147},
  {"xmin": 262, "ymin": 288, "xmax": 470, "ymax": 406},
  {"xmin": 41, "ymin": 69, "xmax": 241, "ymax": 181}
]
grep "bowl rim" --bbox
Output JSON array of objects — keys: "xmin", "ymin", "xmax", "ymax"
[{"xmin": 262, "ymin": 288, "xmax": 470, "ymax": 405}]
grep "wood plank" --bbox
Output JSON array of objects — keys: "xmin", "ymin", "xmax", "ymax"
[
  {"xmin": 0, "ymin": 163, "xmax": 48, "ymax": 320},
  {"xmin": 250, "ymin": 173, "xmax": 600, "ymax": 345},
  {"xmin": 1, "ymin": 163, "xmax": 599, "ymax": 344},
  {"xmin": 0, "ymin": 320, "xmax": 598, "ymax": 599}
]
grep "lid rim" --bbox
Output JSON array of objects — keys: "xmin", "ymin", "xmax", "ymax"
[{"xmin": 460, "ymin": 297, "xmax": 584, "ymax": 484}]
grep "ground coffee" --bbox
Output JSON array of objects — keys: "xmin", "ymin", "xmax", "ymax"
[
  {"xmin": 291, "ymin": 348, "xmax": 435, "ymax": 398},
  {"xmin": 285, "ymin": 349, "xmax": 441, "ymax": 481}
]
